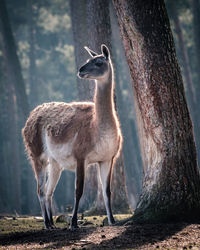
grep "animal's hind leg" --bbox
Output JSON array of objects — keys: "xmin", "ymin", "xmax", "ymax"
[
  {"xmin": 99, "ymin": 159, "xmax": 115, "ymax": 225},
  {"xmin": 46, "ymin": 158, "xmax": 61, "ymax": 228},
  {"xmin": 34, "ymin": 157, "xmax": 51, "ymax": 229}
]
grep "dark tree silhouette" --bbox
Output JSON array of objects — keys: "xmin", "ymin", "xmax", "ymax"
[
  {"xmin": 0, "ymin": 0, "xmax": 28, "ymax": 213},
  {"xmin": 71, "ymin": 0, "xmax": 129, "ymax": 214},
  {"xmin": 0, "ymin": 0, "xmax": 29, "ymax": 120},
  {"xmin": 169, "ymin": 2, "xmax": 200, "ymax": 164}
]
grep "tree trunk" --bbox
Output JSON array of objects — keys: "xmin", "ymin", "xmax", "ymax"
[
  {"xmin": 110, "ymin": 3, "xmax": 142, "ymax": 208},
  {"xmin": 70, "ymin": 0, "xmax": 98, "ymax": 213},
  {"xmin": 71, "ymin": 0, "xmax": 130, "ymax": 214},
  {"xmin": 70, "ymin": 0, "xmax": 94, "ymax": 101},
  {"xmin": 0, "ymin": 0, "xmax": 29, "ymax": 121},
  {"xmin": 171, "ymin": 5, "xmax": 200, "ymax": 165},
  {"xmin": 113, "ymin": 0, "xmax": 200, "ymax": 222},
  {"xmin": 191, "ymin": 0, "xmax": 200, "ymax": 86},
  {"xmin": 0, "ymin": 0, "xmax": 26, "ymax": 213},
  {"xmin": 0, "ymin": 65, "xmax": 20, "ymax": 213},
  {"xmin": 28, "ymin": 0, "xmax": 39, "ymax": 108},
  {"xmin": 25, "ymin": 0, "xmax": 39, "ymax": 214},
  {"xmin": 86, "ymin": 0, "xmax": 130, "ymax": 215}
]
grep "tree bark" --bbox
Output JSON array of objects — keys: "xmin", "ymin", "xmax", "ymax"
[{"xmin": 113, "ymin": 0, "xmax": 200, "ymax": 222}]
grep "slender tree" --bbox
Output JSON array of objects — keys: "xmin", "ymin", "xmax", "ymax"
[
  {"xmin": 70, "ymin": 0, "xmax": 98, "ymax": 212},
  {"xmin": 71, "ymin": 0, "xmax": 130, "ymax": 214},
  {"xmin": 0, "ymin": 0, "xmax": 28, "ymax": 213},
  {"xmin": 191, "ymin": 0, "xmax": 200, "ymax": 86},
  {"xmin": 70, "ymin": 0, "xmax": 94, "ymax": 101},
  {"xmin": 113, "ymin": 0, "xmax": 200, "ymax": 222},
  {"xmin": 87, "ymin": 0, "xmax": 130, "ymax": 214},
  {"xmin": 28, "ymin": 0, "xmax": 39, "ymax": 108},
  {"xmin": 0, "ymin": 0, "xmax": 29, "ymax": 120},
  {"xmin": 169, "ymin": 2, "xmax": 200, "ymax": 164}
]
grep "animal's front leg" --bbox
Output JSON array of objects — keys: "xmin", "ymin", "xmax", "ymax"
[
  {"xmin": 71, "ymin": 160, "xmax": 85, "ymax": 229},
  {"xmin": 99, "ymin": 159, "xmax": 115, "ymax": 225}
]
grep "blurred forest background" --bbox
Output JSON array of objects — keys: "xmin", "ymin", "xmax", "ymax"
[{"xmin": 0, "ymin": 0, "xmax": 200, "ymax": 215}]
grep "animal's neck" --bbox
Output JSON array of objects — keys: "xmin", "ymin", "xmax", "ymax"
[{"xmin": 94, "ymin": 63, "xmax": 116, "ymax": 128}]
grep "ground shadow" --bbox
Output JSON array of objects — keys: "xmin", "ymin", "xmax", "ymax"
[
  {"xmin": 0, "ymin": 226, "xmax": 95, "ymax": 249},
  {"xmin": 0, "ymin": 222, "xmax": 197, "ymax": 249},
  {"xmin": 87, "ymin": 222, "xmax": 191, "ymax": 249}
]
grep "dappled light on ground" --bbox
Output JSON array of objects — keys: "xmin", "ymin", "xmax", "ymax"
[{"xmin": 1, "ymin": 215, "xmax": 200, "ymax": 249}]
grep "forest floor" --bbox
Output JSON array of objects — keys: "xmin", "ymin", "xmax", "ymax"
[{"xmin": 0, "ymin": 214, "xmax": 200, "ymax": 249}]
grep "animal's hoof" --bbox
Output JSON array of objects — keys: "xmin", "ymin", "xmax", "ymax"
[
  {"xmin": 50, "ymin": 224, "xmax": 57, "ymax": 230},
  {"xmin": 108, "ymin": 217, "xmax": 116, "ymax": 226},
  {"xmin": 45, "ymin": 223, "xmax": 57, "ymax": 230},
  {"xmin": 70, "ymin": 224, "xmax": 79, "ymax": 230},
  {"xmin": 103, "ymin": 217, "xmax": 115, "ymax": 226}
]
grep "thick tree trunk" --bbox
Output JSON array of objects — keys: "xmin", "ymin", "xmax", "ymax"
[{"xmin": 113, "ymin": 0, "xmax": 200, "ymax": 222}]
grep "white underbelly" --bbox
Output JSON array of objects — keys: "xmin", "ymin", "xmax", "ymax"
[
  {"xmin": 87, "ymin": 135, "xmax": 118, "ymax": 164},
  {"xmin": 42, "ymin": 130, "xmax": 119, "ymax": 169},
  {"xmin": 43, "ymin": 131, "xmax": 77, "ymax": 171}
]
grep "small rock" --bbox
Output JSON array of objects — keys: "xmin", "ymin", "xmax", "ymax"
[{"xmin": 56, "ymin": 214, "xmax": 71, "ymax": 224}]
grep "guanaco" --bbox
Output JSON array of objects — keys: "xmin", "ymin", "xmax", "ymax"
[{"xmin": 22, "ymin": 44, "xmax": 122, "ymax": 229}]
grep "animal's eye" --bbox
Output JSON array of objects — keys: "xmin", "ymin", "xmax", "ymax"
[{"xmin": 95, "ymin": 61, "xmax": 103, "ymax": 67}]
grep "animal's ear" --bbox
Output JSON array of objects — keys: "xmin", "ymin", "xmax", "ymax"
[
  {"xmin": 84, "ymin": 46, "xmax": 98, "ymax": 57},
  {"xmin": 101, "ymin": 44, "xmax": 110, "ymax": 60}
]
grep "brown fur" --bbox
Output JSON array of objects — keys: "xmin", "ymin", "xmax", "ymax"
[
  {"xmin": 22, "ymin": 101, "xmax": 97, "ymax": 161},
  {"xmin": 22, "ymin": 44, "xmax": 123, "ymax": 229}
]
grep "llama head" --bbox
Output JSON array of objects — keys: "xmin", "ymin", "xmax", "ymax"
[{"xmin": 78, "ymin": 44, "xmax": 111, "ymax": 81}]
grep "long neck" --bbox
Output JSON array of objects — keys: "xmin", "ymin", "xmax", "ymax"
[{"xmin": 94, "ymin": 63, "xmax": 116, "ymax": 128}]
